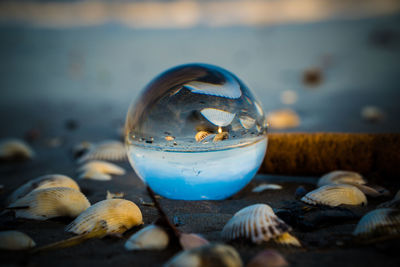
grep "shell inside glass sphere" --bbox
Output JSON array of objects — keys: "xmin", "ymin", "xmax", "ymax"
[{"xmin": 125, "ymin": 63, "xmax": 268, "ymax": 200}]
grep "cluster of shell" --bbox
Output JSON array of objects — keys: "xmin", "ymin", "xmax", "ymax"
[{"xmin": 74, "ymin": 140, "xmax": 127, "ymax": 181}]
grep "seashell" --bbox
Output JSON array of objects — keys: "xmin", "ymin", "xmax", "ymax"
[
  {"xmin": 0, "ymin": 231, "xmax": 36, "ymax": 250},
  {"xmin": 280, "ymin": 90, "xmax": 298, "ymax": 105},
  {"xmin": 184, "ymin": 75, "xmax": 242, "ymax": 99},
  {"xmin": 66, "ymin": 199, "xmax": 143, "ymax": 235},
  {"xmin": 106, "ymin": 190, "xmax": 124, "ymax": 199},
  {"xmin": 317, "ymin": 171, "xmax": 366, "ymax": 187},
  {"xmin": 213, "ymin": 132, "xmax": 229, "ymax": 142},
  {"xmin": 179, "ymin": 233, "xmax": 210, "ymax": 250},
  {"xmin": 7, "ymin": 174, "xmax": 80, "ymax": 205},
  {"xmin": 380, "ymin": 190, "xmax": 400, "ymax": 208},
  {"xmin": 78, "ymin": 160, "xmax": 125, "ymax": 181},
  {"xmin": 252, "ymin": 183, "xmax": 282, "ymax": 193},
  {"xmin": 273, "ymin": 232, "xmax": 301, "ymax": 247},
  {"xmin": 200, "ymin": 108, "xmax": 235, "ymax": 127},
  {"xmin": 78, "ymin": 140, "xmax": 127, "ymax": 163},
  {"xmin": 239, "ymin": 115, "xmax": 256, "ymax": 129},
  {"xmin": 266, "ymin": 109, "xmax": 300, "ymax": 130},
  {"xmin": 247, "ymin": 249, "xmax": 289, "ymax": 267},
  {"xmin": 125, "ymin": 225, "xmax": 169, "ymax": 251},
  {"xmin": 8, "ymin": 187, "xmax": 90, "ymax": 220},
  {"xmin": 221, "ymin": 204, "xmax": 290, "ymax": 244},
  {"xmin": 301, "ymin": 184, "xmax": 367, "ymax": 207},
  {"xmin": 0, "ymin": 139, "xmax": 35, "ymax": 160},
  {"xmin": 165, "ymin": 136, "xmax": 175, "ymax": 141},
  {"xmin": 353, "ymin": 208, "xmax": 400, "ymax": 238},
  {"xmin": 164, "ymin": 243, "xmax": 242, "ymax": 267},
  {"xmin": 195, "ymin": 131, "xmax": 212, "ymax": 142},
  {"xmin": 361, "ymin": 106, "xmax": 385, "ymax": 122}
]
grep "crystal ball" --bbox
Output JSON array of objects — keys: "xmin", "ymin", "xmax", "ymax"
[{"xmin": 125, "ymin": 63, "xmax": 268, "ymax": 200}]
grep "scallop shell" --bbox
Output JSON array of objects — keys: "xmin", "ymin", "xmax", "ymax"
[
  {"xmin": 252, "ymin": 183, "xmax": 282, "ymax": 193},
  {"xmin": 195, "ymin": 131, "xmax": 212, "ymax": 142},
  {"xmin": 0, "ymin": 139, "xmax": 35, "ymax": 160},
  {"xmin": 8, "ymin": 187, "xmax": 90, "ymax": 220},
  {"xmin": 78, "ymin": 140, "xmax": 127, "ymax": 163},
  {"xmin": 301, "ymin": 184, "xmax": 367, "ymax": 207},
  {"xmin": 266, "ymin": 109, "xmax": 300, "ymax": 129},
  {"xmin": 213, "ymin": 132, "xmax": 229, "ymax": 142},
  {"xmin": 0, "ymin": 231, "xmax": 36, "ymax": 250},
  {"xmin": 200, "ymin": 108, "xmax": 235, "ymax": 127},
  {"xmin": 164, "ymin": 244, "xmax": 242, "ymax": 267},
  {"xmin": 247, "ymin": 249, "xmax": 288, "ymax": 267},
  {"xmin": 221, "ymin": 204, "xmax": 290, "ymax": 244},
  {"xmin": 78, "ymin": 160, "xmax": 125, "ymax": 181},
  {"xmin": 66, "ymin": 199, "xmax": 143, "ymax": 235},
  {"xmin": 353, "ymin": 208, "xmax": 400, "ymax": 237},
  {"xmin": 125, "ymin": 225, "xmax": 169, "ymax": 251},
  {"xmin": 317, "ymin": 171, "xmax": 366, "ymax": 187},
  {"xmin": 7, "ymin": 174, "xmax": 80, "ymax": 205}
]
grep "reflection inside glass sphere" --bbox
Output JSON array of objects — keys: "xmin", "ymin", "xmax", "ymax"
[{"xmin": 125, "ymin": 63, "xmax": 268, "ymax": 200}]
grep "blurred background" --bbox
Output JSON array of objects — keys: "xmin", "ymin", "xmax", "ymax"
[{"xmin": 0, "ymin": 0, "xmax": 399, "ymax": 140}]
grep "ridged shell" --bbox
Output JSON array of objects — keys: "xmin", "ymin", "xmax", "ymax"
[
  {"xmin": 78, "ymin": 140, "xmax": 127, "ymax": 163},
  {"xmin": 195, "ymin": 131, "xmax": 212, "ymax": 142},
  {"xmin": 266, "ymin": 109, "xmax": 300, "ymax": 130},
  {"xmin": 66, "ymin": 199, "xmax": 143, "ymax": 235},
  {"xmin": 200, "ymin": 108, "xmax": 235, "ymax": 127},
  {"xmin": 164, "ymin": 244, "xmax": 242, "ymax": 267},
  {"xmin": 125, "ymin": 225, "xmax": 169, "ymax": 251},
  {"xmin": 301, "ymin": 184, "xmax": 367, "ymax": 207},
  {"xmin": 184, "ymin": 76, "xmax": 242, "ymax": 99},
  {"xmin": 7, "ymin": 174, "xmax": 80, "ymax": 204},
  {"xmin": 221, "ymin": 204, "xmax": 290, "ymax": 244},
  {"xmin": 247, "ymin": 249, "xmax": 288, "ymax": 267},
  {"xmin": 78, "ymin": 160, "xmax": 125, "ymax": 181},
  {"xmin": 353, "ymin": 208, "xmax": 400, "ymax": 237},
  {"xmin": 317, "ymin": 171, "xmax": 366, "ymax": 187},
  {"xmin": 0, "ymin": 139, "xmax": 35, "ymax": 160},
  {"xmin": 8, "ymin": 187, "xmax": 90, "ymax": 220},
  {"xmin": 0, "ymin": 231, "xmax": 36, "ymax": 250}
]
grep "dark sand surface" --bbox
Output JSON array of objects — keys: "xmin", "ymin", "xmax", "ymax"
[{"xmin": 1, "ymin": 14, "xmax": 400, "ymax": 267}]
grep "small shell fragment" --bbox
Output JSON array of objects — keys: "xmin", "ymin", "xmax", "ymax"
[
  {"xmin": 78, "ymin": 160, "xmax": 125, "ymax": 181},
  {"xmin": 164, "ymin": 244, "xmax": 242, "ymax": 267},
  {"xmin": 8, "ymin": 187, "xmax": 90, "ymax": 220},
  {"xmin": 353, "ymin": 208, "xmax": 400, "ymax": 238},
  {"xmin": 125, "ymin": 225, "xmax": 169, "ymax": 251},
  {"xmin": 8, "ymin": 174, "xmax": 80, "ymax": 205},
  {"xmin": 317, "ymin": 171, "xmax": 366, "ymax": 187},
  {"xmin": 213, "ymin": 132, "xmax": 229, "ymax": 142},
  {"xmin": 252, "ymin": 183, "xmax": 282, "ymax": 193},
  {"xmin": 78, "ymin": 140, "xmax": 127, "ymax": 163},
  {"xmin": 165, "ymin": 136, "xmax": 175, "ymax": 141},
  {"xmin": 66, "ymin": 199, "xmax": 143, "ymax": 235},
  {"xmin": 179, "ymin": 233, "xmax": 210, "ymax": 250},
  {"xmin": 301, "ymin": 184, "xmax": 367, "ymax": 207},
  {"xmin": 0, "ymin": 231, "xmax": 36, "ymax": 250},
  {"xmin": 0, "ymin": 139, "xmax": 35, "ymax": 161},
  {"xmin": 266, "ymin": 109, "xmax": 300, "ymax": 130},
  {"xmin": 273, "ymin": 232, "xmax": 301, "ymax": 247},
  {"xmin": 106, "ymin": 190, "xmax": 124, "ymax": 199},
  {"xmin": 221, "ymin": 204, "xmax": 290, "ymax": 244},
  {"xmin": 247, "ymin": 249, "xmax": 288, "ymax": 267}
]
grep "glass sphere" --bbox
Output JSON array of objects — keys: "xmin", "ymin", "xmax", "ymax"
[{"xmin": 125, "ymin": 63, "xmax": 268, "ymax": 200}]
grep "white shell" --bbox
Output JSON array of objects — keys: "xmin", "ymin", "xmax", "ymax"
[
  {"xmin": 239, "ymin": 115, "xmax": 256, "ymax": 129},
  {"xmin": 317, "ymin": 171, "xmax": 366, "ymax": 187},
  {"xmin": 78, "ymin": 140, "xmax": 127, "ymax": 163},
  {"xmin": 66, "ymin": 199, "xmax": 143, "ymax": 235},
  {"xmin": 301, "ymin": 184, "xmax": 367, "ymax": 207},
  {"xmin": 266, "ymin": 109, "xmax": 300, "ymax": 129},
  {"xmin": 221, "ymin": 204, "xmax": 290, "ymax": 244},
  {"xmin": 78, "ymin": 160, "xmax": 125, "ymax": 181},
  {"xmin": 164, "ymin": 244, "xmax": 242, "ymax": 267},
  {"xmin": 8, "ymin": 187, "xmax": 90, "ymax": 220},
  {"xmin": 200, "ymin": 108, "xmax": 235, "ymax": 127},
  {"xmin": 184, "ymin": 74, "xmax": 242, "ymax": 99},
  {"xmin": 8, "ymin": 174, "xmax": 80, "ymax": 204},
  {"xmin": 0, "ymin": 139, "xmax": 35, "ymax": 160},
  {"xmin": 0, "ymin": 231, "xmax": 36, "ymax": 250},
  {"xmin": 252, "ymin": 183, "xmax": 282, "ymax": 193},
  {"xmin": 125, "ymin": 225, "xmax": 169, "ymax": 251},
  {"xmin": 353, "ymin": 208, "xmax": 400, "ymax": 237}
]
